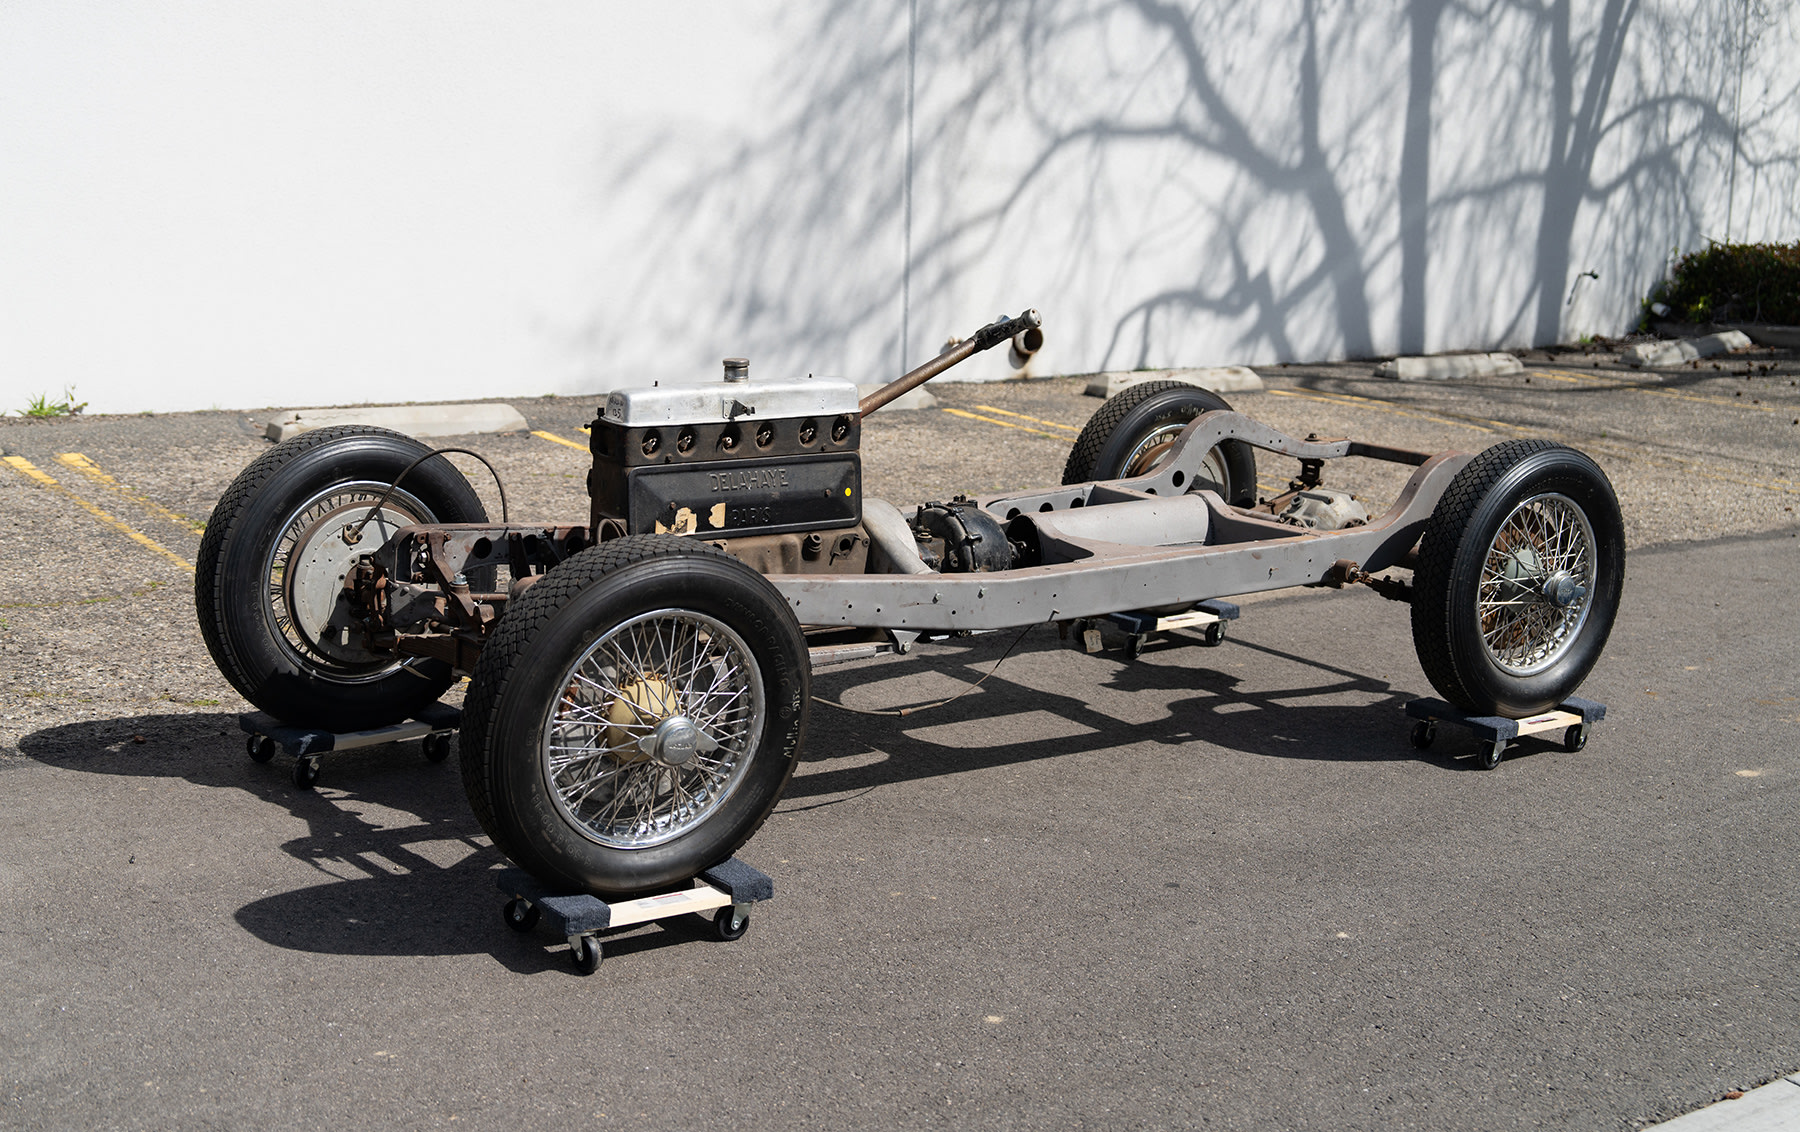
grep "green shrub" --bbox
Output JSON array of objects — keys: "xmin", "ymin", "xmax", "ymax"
[{"xmin": 1646, "ymin": 241, "xmax": 1800, "ymax": 327}]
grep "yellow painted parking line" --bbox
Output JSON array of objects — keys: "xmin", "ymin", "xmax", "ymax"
[
  {"xmin": 531, "ymin": 430, "xmax": 589, "ymax": 452},
  {"xmin": 1633, "ymin": 448, "xmax": 1800, "ymax": 493},
  {"xmin": 1266, "ymin": 388, "xmax": 1501, "ymax": 434},
  {"xmin": 4, "ymin": 455, "xmax": 57, "ymax": 486},
  {"xmin": 940, "ymin": 407, "xmax": 1070, "ymax": 440},
  {"xmin": 1529, "ymin": 369, "xmax": 1776, "ymax": 412},
  {"xmin": 1613, "ymin": 386, "xmax": 1767, "ymax": 412},
  {"xmin": 55, "ymin": 452, "xmax": 207, "ymax": 531},
  {"xmin": 971, "ymin": 405, "xmax": 1080, "ymax": 432},
  {"xmin": 1659, "ymin": 459, "xmax": 1800, "ymax": 496},
  {"xmin": 1528, "ymin": 368, "xmax": 1611, "ymax": 385},
  {"xmin": 1308, "ymin": 387, "xmax": 1522, "ymax": 432},
  {"xmin": 3, "ymin": 456, "xmax": 195, "ymax": 572}
]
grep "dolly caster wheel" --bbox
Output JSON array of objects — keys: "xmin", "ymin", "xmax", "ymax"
[
  {"xmin": 293, "ymin": 756, "xmax": 321, "ymax": 790},
  {"xmin": 1409, "ymin": 720, "xmax": 1436, "ymax": 749},
  {"xmin": 571, "ymin": 936, "xmax": 603, "ymax": 975},
  {"xmin": 246, "ymin": 734, "xmax": 277, "ymax": 763},
  {"xmin": 422, "ymin": 732, "xmax": 452, "ymax": 763},
  {"xmin": 1473, "ymin": 740, "xmax": 1506, "ymax": 771},
  {"xmin": 503, "ymin": 898, "xmax": 540, "ymax": 933},
  {"xmin": 712, "ymin": 905, "xmax": 750, "ymax": 942},
  {"xmin": 1202, "ymin": 621, "xmax": 1226, "ymax": 647},
  {"xmin": 1563, "ymin": 723, "xmax": 1589, "ymax": 753},
  {"xmin": 1125, "ymin": 634, "xmax": 1145, "ymax": 660}
]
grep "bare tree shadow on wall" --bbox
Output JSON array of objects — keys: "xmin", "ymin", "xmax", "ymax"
[{"xmin": 588, "ymin": 0, "xmax": 1798, "ymax": 380}]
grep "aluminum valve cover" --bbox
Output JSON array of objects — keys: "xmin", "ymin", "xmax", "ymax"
[{"xmin": 602, "ymin": 375, "xmax": 861, "ymax": 427}]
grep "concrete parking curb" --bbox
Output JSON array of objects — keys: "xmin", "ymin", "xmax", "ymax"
[
  {"xmin": 1733, "ymin": 324, "xmax": 1800, "ymax": 349},
  {"xmin": 264, "ymin": 402, "xmax": 531, "ymax": 442},
  {"xmin": 1082, "ymin": 366, "xmax": 1264, "ymax": 398},
  {"xmin": 1647, "ymin": 1074, "xmax": 1800, "ymax": 1130},
  {"xmin": 1624, "ymin": 330, "xmax": 1754, "ymax": 369},
  {"xmin": 1375, "ymin": 352, "xmax": 1524, "ymax": 380},
  {"xmin": 1650, "ymin": 321, "xmax": 1800, "ymax": 350}
]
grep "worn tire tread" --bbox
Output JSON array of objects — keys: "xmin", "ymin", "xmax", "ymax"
[{"xmin": 1062, "ymin": 380, "xmax": 1196, "ymax": 485}]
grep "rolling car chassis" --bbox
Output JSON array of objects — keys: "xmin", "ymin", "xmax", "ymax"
[{"xmin": 200, "ymin": 309, "xmax": 1623, "ymax": 961}]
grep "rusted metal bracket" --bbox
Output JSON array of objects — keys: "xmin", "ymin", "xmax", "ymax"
[
  {"xmin": 387, "ymin": 629, "xmax": 488, "ymax": 673},
  {"xmin": 1322, "ymin": 558, "xmax": 1414, "ymax": 602}
]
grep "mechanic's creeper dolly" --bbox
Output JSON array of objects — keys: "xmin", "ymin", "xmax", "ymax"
[
  {"xmin": 1406, "ymin": 696, "xmax": 1607, "ymax": 770},
  {"xmin": 496, "ymin": 858, "xmax": 774, "ymax": 975}
]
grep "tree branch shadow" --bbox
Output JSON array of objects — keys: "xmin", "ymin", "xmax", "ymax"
[{"xmin": 578, "ymin": 0, "xmax": 1798, "ymax": 386}]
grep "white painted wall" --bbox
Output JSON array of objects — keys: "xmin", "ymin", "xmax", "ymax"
[
  {"xmin": 2, "ymin": 1, "xmax": 1796, "ymax": 415},
  {"xmin": 0, "ymin": 2, "xmax": 787, "ymax": 414}
]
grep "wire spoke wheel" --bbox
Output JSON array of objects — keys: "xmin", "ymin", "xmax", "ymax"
[
  {"xmin": 460, "ymin": 536, "xmax": 808, "ymax": 897},
  {"xmin": 544, "ymin": 610, "xmax": 764, "ymax": 850},
  {"xmin": 1411, "ymin": 440, "xmax": 1624, "ymax": 718},
  {"xmin": 1475, "ymin": 493, "xmax": 1595, "ymax": 676}
]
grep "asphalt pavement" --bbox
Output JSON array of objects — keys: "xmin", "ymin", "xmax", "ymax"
[{"xmin": 2, "ymin": 342, "xmax": 1797, "ymax": 1130}]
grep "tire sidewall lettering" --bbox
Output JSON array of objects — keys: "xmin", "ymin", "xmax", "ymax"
[{"xmin": 199, "ymin": 428, "xmax": 486, "ymax": 730}]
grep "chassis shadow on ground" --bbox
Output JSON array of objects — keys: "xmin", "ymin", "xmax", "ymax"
[
  {"xmin": 12, "ymin": 630, "xmax": 1555, "ymax": 968},
  {"xmin": 11, "ymin": 713, "xmax": 656, "ymax": 973},
  {"xmin": 787, "ymin": 625, "xmax": 1542, "ymax": 809}
]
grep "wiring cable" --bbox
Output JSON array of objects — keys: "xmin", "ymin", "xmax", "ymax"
[{"xmin": 343, "ymin": 446, "xmax": 509, "ymax": 544}]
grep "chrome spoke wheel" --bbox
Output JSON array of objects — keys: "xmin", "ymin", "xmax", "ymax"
[
  {"xmin": 1412, "ymin": 439, "xmax": 1623, "ymax": 717},
  {"xmin": 1476, "ymin": 492, "xmax": 1595, "ymax": 676},
  {"xmin": 462, "ymin": 537, "xmax": 807, "ymax": 896},
  {"xmin": 1121, "ymin": 424, "xmax": 1232, "ymax": 497},
  {"xmin": 542, "ymin": 609, "xmax": 764, "ymax": 850}
]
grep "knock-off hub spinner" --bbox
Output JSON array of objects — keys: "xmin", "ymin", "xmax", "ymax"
[{"xmin": 640, "ymin": 716, "xmax": 702, "ymax": 767}]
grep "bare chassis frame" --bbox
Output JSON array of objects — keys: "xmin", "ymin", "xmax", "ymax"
[
  {"xmin": 773, "ymin": 413, "xmax": 1467, "ymax": 632},
  {"xmin": 369, "ymin": 410, "xmax": 1472, "ymax": 663}
]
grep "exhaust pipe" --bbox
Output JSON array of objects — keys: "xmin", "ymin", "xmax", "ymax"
[{"xmin": 1007, "ymin": 324, "xmax": 1044, "ymax": 372}]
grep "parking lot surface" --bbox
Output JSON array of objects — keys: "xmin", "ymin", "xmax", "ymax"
[{"xmin": 2, "ymin": 344, "xmax": 1797, "ymax": 1129}]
